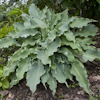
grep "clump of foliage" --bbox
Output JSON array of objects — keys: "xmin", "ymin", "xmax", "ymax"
[
  {"xmin": 0, "ymin": 65, "xmax": 9, "ymax": 91},
  {"xmin": 1, "ymin": 4, "xmax": 100, "ymax": 95}
]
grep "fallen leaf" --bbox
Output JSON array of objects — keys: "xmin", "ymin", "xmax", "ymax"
[
  {"xmin": 92, "ymin": 75, "xmax": 100, "ymax": 81},
  {"xmin": 96, "ymin": 84, "xmax": 100, "ymax": 89},
  {"xmin": 64, "ymin": 94, "xmax": 70, "ymax": 98},
  {"xmin": 0, "ymin": 90, "xmax": 9, "ymax": 96},
  {"xmin": 73, "ymin": 97, "xmax": 79, "ymax": 100},
  {"xmin": 77, "ymin": 90, "xmax": 84, "ymax": 95},
  {"xmin": 89, "ymin": 75, "xmax": 100, "ymax": 82},
  {"xmin": 6, "ymin": 92, "xmax": 14, "ymax": 100}
]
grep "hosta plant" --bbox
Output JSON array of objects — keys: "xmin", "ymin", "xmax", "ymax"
[{"xmin": 1, "ymin": 3, "xmax": 100, "ymax": 95}]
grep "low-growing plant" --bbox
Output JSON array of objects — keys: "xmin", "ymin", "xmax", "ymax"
[
  {"xmin": 0, "ymin": 65, "xmax": 9, "ymax": 91},
  {"xmin": 1, "ymin": 4, "xmax": 100, "ymax": 95}
]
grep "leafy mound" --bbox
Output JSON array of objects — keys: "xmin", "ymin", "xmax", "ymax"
[{"xmin": 0, "ymin": 3, "xmax": 100, "ymax": 95}]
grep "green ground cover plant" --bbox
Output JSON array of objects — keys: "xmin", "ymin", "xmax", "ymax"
[{"xmin": 0, "ymin": 3, "xmax": 100, "ymax": 95}]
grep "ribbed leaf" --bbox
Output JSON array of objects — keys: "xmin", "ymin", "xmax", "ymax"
[
  {"xmin": 76, "ymin": 38, "xmax": 97, "ymax": 45},
  {"xmin": 0, "ymin": 37, "xmax": 20, "ymax": 48},
  {"xmin": 60, "ymin": 8, "xmax": 68, "ymax": 22},
  {"xmin": 8, "ymin": 47, "xmax": 36, "ymax": 65},
  {"xmin": 48, "ymin": 30, "xmax": 56, "ymax": 41},
  {"xmin": 33, "ymin": 18, "xmax": 49, "ymax": 28},
  {"xmin": 63, "ymin": 63, "xmax": 72, "ymax": 80},
  {"xmin": 22, "ymin": 37, "xmax": 37, "ymax": 47},
  {"xmin": 27, "ymin": 61, "xmax": 45, "ymax": 93},
  {"xmin": 83, "ymin": 49, "xmax": 100, "ymax": 62},
  {"xmin": 47, "ymin": 74, "xmax": 57, "ymax": 95},
  {"xmin": 15, "ymin": 29, "xmax": 37, "ymax": 38},
  {"xmin": 37, "ymin": 49, "xmax": 51, "ymax": 65},
  {"xmin": 55, "ymin": 54, "xmax": 63, "ymax": 63},
  {"xmin": 41, "ymin": 72, "xmax": 50, "ymax": 89},
  {"xmin": 60, "ymin": 36, "xmax": 82, "ymax": 51},
  {"xmin": 50, "ymin": 13, "xmax": 61, "ymax": 28},
  {"xmin": 50, "ymin": 55, "xmax": 56, "ymax": 69},
  {"xmin": 29, "ymin": 4, "xmax": 40, "ymax": 18},
  {"xmin": 21, "ymin": 13, "xmax": 31, "ymax": 29},
  {"xmin": 70, "ymin": 17, "xmax": 95, "ymax": 28},
  {"xmin": 46, "ymin": 8, "xmax": 52, "ymax": 21},
  {"xmin": 58, "ymin": 22, "xmax": 69, "ymax": 32},
  {"xmin": 46, "ymin": 38, "xmax": 61, "ymax": 56},
  {"xmin": 30, "ymin": 18, "xmax": 39, "ymax": 28},
  {"xmin": 71, "ymin": 60, "xmax": 90, "ymax": 94},
  {"xmin": 16, "ymin": 57, "xmax": 31, "ymax": 81},
  {"xmin": 83, "ymin": 24, "xmax": 98, "ymax": 34},
  {"xmin": 58, "ymin": 47, "xmax": 75, "ymax": 62},
  {"xmin": 3, "ymin": 62, "xmax": 18, "ymax": 79},
  {"xmin": 64, "ymin": 30, "xmax": 75, "ymax": 43},
  {"xmin": 51, "ymin": 63, "xmax": 68, "ymax": 86},
  {"xmin": 10, "ymin": 72, "xmax": 19, "ymax": 88},
  {"xmin": 61, "ymin": 54, "xmax": 70, "ymax": 64},
  {"xmin": 14, "ymin": 22, "xmax": 25, "ymax": 31},
  {"xmin": 41, "ymin": 29, "xmax": 48, "ymax": 41}
]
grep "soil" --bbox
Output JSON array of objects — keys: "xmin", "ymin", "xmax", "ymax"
[{"xmin": 0, "ymin": 33, "xmax": 100, "ymax": 100}]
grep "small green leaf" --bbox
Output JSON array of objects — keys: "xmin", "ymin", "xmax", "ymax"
[{"xmin": 1, "ymin": 78, "xmax": 9, "ymax": 89}]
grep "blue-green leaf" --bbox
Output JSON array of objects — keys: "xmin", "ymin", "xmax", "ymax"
[
  {"xmin": 47, "ymin": 74, "xmax": 57, "ymax": 95},
  {"xmin": 71, "ymin": 60, "xmax": 90, "ymax": 94},
  {"xmin": 27, "ymin": 61, "xmax": 45, "ymax": 93},
  {"xmin": 83, "ymin": 49, "xmax": 100, "ymax": 62},
  {"xmin": 46, "ymin": 38, "xmax": 61, "ymax": 56},
  {"xmin": 15, "ymin": 29, "xmax": 37, "ymax": 38},
  {"xmin": 70, "ymin": 17, "xmax": 96, "ymax": 28},
  {"xmin": 37, "ymin": 49, "xmax": 51, "ymax": 65},
  {"xmin": 51, "ymin": 63, "xmax": 68, "ymax": 87},
  {"xmin": 0, "ymin": 37, "xmax": 20, "ymax": 48},
  {"xmin": 29, "ymin": 4, "xmax": 40, "ymax": 18}
]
